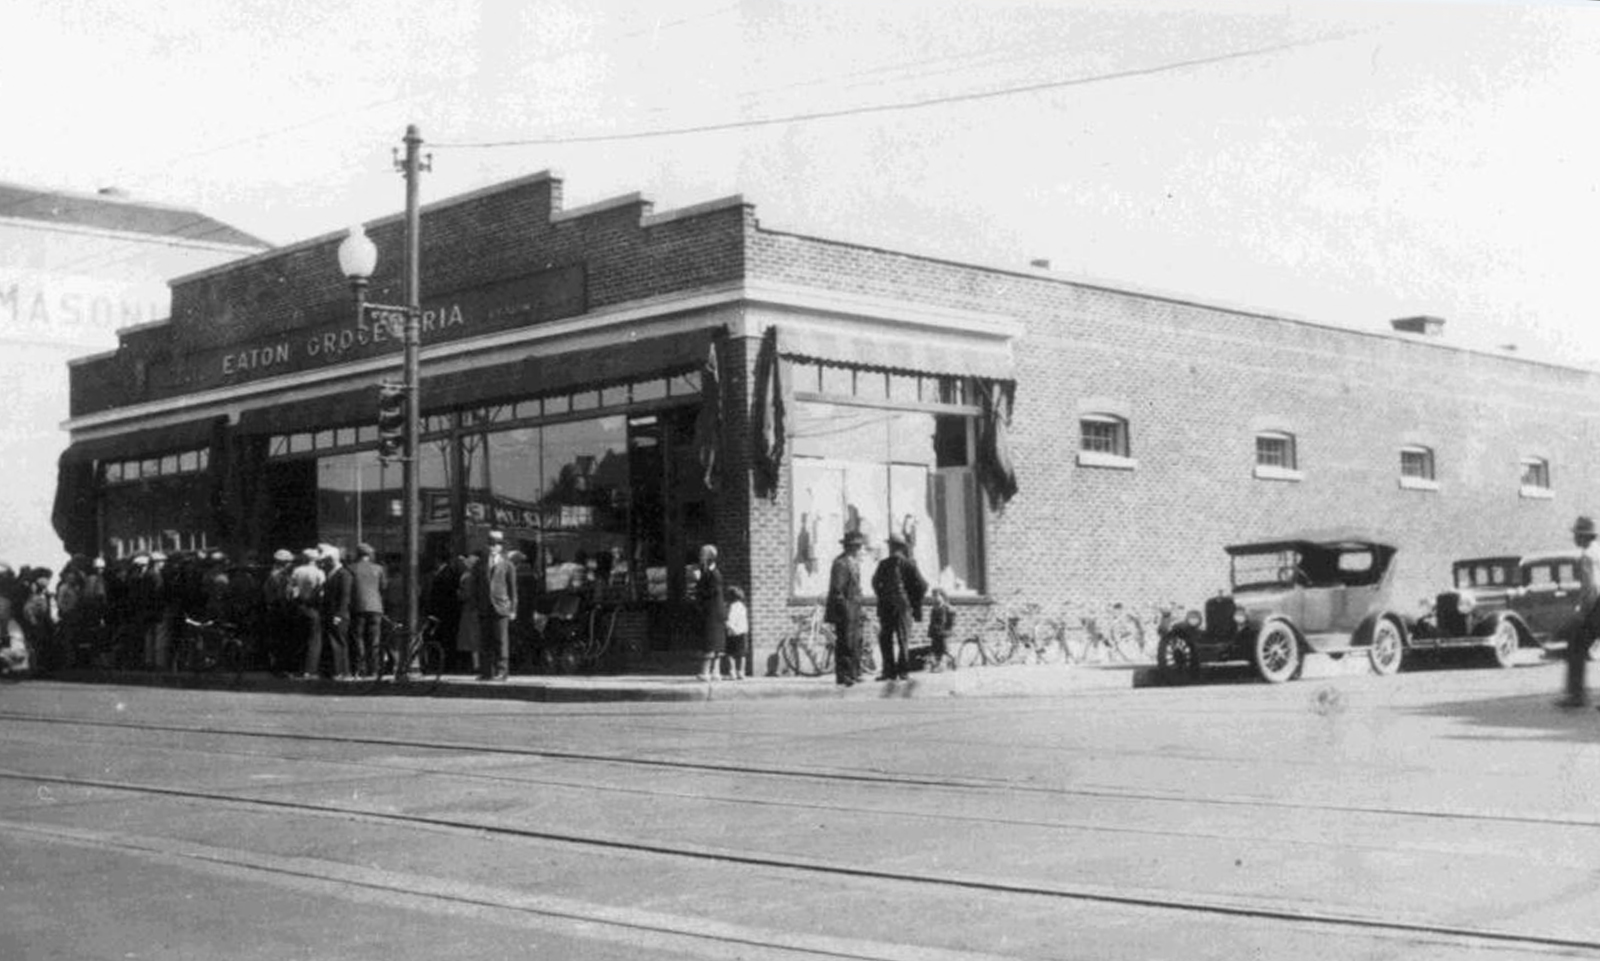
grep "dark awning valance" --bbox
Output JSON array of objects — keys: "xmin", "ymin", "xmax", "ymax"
[
  {"xmin": 60, "ymin": 416, "xmax": 222, "ymax": 465},
  {"xmin": 428, "ymin": 327, "xmax": 716, "ymax": 409},
  {"xmin": 238, "ymin": 327, "xmax": 720, "ymax": 435},
  {"xmin": 777, "ymin": 325, "xmax": 1014, "ymax": 382}
]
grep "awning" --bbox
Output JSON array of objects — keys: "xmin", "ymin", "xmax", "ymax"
[
  {"xmin": 237, "ymin": 327, "xmax": 719, "ymax": 435},
  {"xmin": 777, "ymin": 325, "xmax": 1014, "ymax": 382},
  {"xmin": 59, "ymin": 417, "xmax": 223, "ymax": 465},
  {"xmin": 427, "ymin": 327, "xmax": 716, "ymax": 409}
]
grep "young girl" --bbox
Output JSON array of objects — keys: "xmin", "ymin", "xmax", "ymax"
[
  {"xmin": 724, "ymin": 586, "xmax": 749, "ymax": 680},
  {"xmin": 926, "ymin": 588, "xmax": 955, "ymax": 672}
]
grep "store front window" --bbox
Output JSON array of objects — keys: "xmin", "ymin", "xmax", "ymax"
[
  {"xmin": 790, "ymin": 400, "xmax": 984, "ymax": 598},
  {"xmin": 316, "ymin": 442, "xmax": 450, "ymax": 564}
]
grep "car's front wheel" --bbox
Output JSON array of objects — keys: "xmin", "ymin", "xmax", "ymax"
[
  {"xmin": 1369, "ymin": 617, "xmax": 1404, "ymax": 676},
  {"xmin": 1157, "ymin": 632, "xmax": 1200, "ymax": 684},
  {"xmin": 1253, "ymin": 621, "xmax": 1301, "ymax": 684},
  {"xmin": 1488, "ymin": 618, "xmax": 1519, "ymax": 669}
]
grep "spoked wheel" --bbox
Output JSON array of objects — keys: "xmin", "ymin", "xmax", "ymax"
[
  {"xmin": 1253, "ymin": 620, "xmax": 1302, "ymax": 684},
  {"xmin": 1368, "ymin": 618, "xmax": 1404, "ymax": 676},
  {"xmin": 1157, "ymin": 632, "xmax": 1201, "ymax": 684},
  {"xmin": 418, "ymin": 640, "xmax": 447, "ymax": 679},
  {"xmin": 1487, "ymin": 618, "xmax": 1519, "ymax": 669},
  {"xmin": 955, "ymin": 638, "xmax": 985, "ymax": 669}
]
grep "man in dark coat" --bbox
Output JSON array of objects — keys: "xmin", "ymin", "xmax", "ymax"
[
  {"xmin": 348, "ymin": 544, "xmax": 387, "ymax": 678},
  {"xmin": 825, "ymin": 531, "xmax": 867, "ymax": 687},
  {"xmin": 872, "ymin": 532, "xmax": 928, "ymax": 680},
  {"xmin": 320, "ymin": 546, "xmax": 354, "ymax": 680}
]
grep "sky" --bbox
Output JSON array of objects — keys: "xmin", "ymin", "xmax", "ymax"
[{"xmin": 7, "ymin": 0, "xmax": 1598, "ymax": 366}]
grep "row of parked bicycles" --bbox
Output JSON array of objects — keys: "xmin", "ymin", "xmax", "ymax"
[
  {"xmin": 82, "ymin": 593, "xmax": 622, "ymax": 685},
  {"xmin": 775, "ymin": 593, "xmax": 1163, "ymax": 677}
]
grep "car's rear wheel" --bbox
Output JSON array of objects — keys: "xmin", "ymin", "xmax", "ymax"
[
  {"xmin": 1253, "ymin": 621, "xmax": 1301, "ymax": 684},
  {"xmin": 1488, "ymin": 618, "xmax": 1519, "ymax": 669},
  {"xmin": 1369, "ymin": 617, "xmax": 1404, "ymax": 676},
  {"xmin": 1157, "ymin": 632, "xmax": 1200, "ymax": 684}
]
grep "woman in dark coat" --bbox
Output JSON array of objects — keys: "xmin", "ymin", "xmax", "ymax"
[{"xmin": 694, "ymin": 544, "xmax": 726, "ymax": 681}]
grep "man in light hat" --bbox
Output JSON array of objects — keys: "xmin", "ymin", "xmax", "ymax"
[
  {"xmin": 1560, "ymin": 515, "xmax": 1600, "ymax": 708},
  {"xmin": 289, "ymin": 548, "xmax": 326, "ymax": 679},
  {"xmin": 871, "ymin": 531, "xmax": 928, "ymax": 681},
  {"xmin": 825, "ymin": 530, "xmax": 868, "ymax": 686},
  {"xmin": 262, "ymin": 549, "xmax": 295, "ymax": 675},
  {"xmin": 475, "ymin": 530, "xmax": 517, "ymax": 681}
]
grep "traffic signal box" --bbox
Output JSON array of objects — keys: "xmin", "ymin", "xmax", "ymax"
[{"xmin": 376, "ymin": 381, "xmax": 408, "ymax": 460}]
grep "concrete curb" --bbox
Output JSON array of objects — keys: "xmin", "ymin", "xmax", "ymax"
[{"xmin": 41, "ymin": 662, "xmax": 1156, "ymax": 703}]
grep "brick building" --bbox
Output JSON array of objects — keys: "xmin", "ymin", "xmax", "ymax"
[
  {"xmin": 55, "ymin": 170, "xmax": 1600, "ymax": 671},
  {"xmin": 2, "ymin": 182, "xmax": 265, "ymax": 569}
]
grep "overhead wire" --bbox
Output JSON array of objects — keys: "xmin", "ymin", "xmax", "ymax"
[{"xmin": 434, "ymin": 27, "xmax": 1372, "ymax": 149}]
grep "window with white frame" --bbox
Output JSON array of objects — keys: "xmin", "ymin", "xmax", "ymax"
[
  {"xmin": 1253, "ymin": 431, "xmax": 1301, "ymax": 481},
  {"xmin": 1399, "ymin": 445, "xmax": 1438, "ymax": 490},
  {"xmin": 1520, "ymin": 456, "xmax": 1552, "ymax": 498},
  {"xmin": 1077, "ymin": 412, "xmax": 1134, "ymax": 465}
]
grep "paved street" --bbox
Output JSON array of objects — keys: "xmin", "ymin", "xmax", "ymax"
[{"xmin": 2, "ymin": 657, "xmax": 1598, "ymax": 959}]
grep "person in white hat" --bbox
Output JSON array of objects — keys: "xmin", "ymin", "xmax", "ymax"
[{"xmin": 290, "ymin": 548, "xmax": 327, "ymax": 679}]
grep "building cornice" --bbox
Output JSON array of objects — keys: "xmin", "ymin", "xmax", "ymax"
[{"xmin": 63, "ymin": 280, "xmax": 1021, "ymax": 439}]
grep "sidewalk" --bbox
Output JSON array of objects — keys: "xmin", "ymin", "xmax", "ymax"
[{"xmin": 46, "ymin": 661, "xmax": 1157, "ymax": 703}]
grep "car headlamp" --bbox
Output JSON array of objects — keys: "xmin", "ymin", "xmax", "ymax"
[
  {"xmin": 1233, "ymin": 609, "xmax": 1249, "ymax": 627},
  {"xmin": 1456, "ymin": 591, "xmax": 1476, "ymax": 615},
  {"xmin": 1185, "ymin": 610, "xmax": 1203, "ymax": 628}
]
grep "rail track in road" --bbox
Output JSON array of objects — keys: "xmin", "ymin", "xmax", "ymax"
[
  {"xmin": 1, "ymin": 709, "xmax": 1595, "ymax": 830},
  {"xmin": 3, "ymin": 709, "xmax": 1598, "ymax": 957}
]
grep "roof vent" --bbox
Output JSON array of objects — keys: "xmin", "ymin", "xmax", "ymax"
[
  {"xmin": 1390, "ymin": 315, "xmax": 1445, "ymax": 337},
  {"xmin": 1029, "ymin": 258, "xmax": 1051, "ymax": 270},
  {"xmin": 97, "ymin": 186, "xmax": 130, "ymax": 199}
]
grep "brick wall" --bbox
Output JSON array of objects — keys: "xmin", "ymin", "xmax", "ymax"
[{"xmin": 746, "ymin": 225, "xmax": 1600, "ymax": 628}]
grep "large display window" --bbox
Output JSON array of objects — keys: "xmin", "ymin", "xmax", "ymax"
[
  {"xmin": 790, "ymin": 400, "xmax": 984, "ymax": 598},
  {"xmin": 315, "ymin": 442, "xmax": 450, "ymax": 563}
]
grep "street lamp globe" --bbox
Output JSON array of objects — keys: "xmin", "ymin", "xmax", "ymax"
[{"xmin": 337, "ymin": 224, "xmax": 378, "ymax": 282}]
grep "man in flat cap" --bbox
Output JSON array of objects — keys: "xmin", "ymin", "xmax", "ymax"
[
  {"xmin": 1560, "ymin": 515, "xmax": 1600, "ymax": 708},
  {"xmin": 826, "ymin": 531, "xmax": 867, "ymax": 687},
  {"xmin": 289, "ymin": 548, "xmax": 326, "ymax": 679},
  {"xmin": 348, "ymin": 544, "xmax": 387, "ymax": 679}
]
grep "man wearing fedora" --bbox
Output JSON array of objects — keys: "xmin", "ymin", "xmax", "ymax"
[
  {"xmin": 872, "ymin": 531, "xmax": 928, "ymax": 680},
  {"xmin": 826, "ymin": 530, "xmax": 867, "ymax": 686},
  {"xmin": 475, "ymin": 531, "xmax": 517, "ymax": 681},
  {"xmin": 1559, "ymin": 515, "xmax": 1600, "ymax": 709}
]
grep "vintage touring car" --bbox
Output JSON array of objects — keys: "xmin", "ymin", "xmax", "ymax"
[{"xmin": 1156, "ymin": 532, "xmax": 1410, "ymax": 684}]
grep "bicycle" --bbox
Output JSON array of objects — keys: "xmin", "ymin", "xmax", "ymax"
[
  {"xmin": 778, "ymin": 605, "xmax": 836, "ymax": 676},
  {"xmin": 174, "ymin": 617, "xmax": 246, "ymax": 682},
  {"xmin": 956, "ymin": 593, "xmax": 1041, "ymax": 668},
  {"xmin": 377, "ymin": 615, "xmax": 445, "ymax": 681},
  {"xmin": 533, "ymin": 596, "xmax": 617, "ymax": 675}
]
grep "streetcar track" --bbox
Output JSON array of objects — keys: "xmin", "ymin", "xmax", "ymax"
[
  {"xmin": 2, "ymin": 710, "xmax": 1594, "ymax": 830},
  {"xmin": 0, "ymin": 767, "xmax": 1593, "ymax": 955},
  {"xmin": 8, "ymin": 726, "xmax": 1551, "ymax": 865}
]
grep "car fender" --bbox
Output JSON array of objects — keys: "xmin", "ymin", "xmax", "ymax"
[
  {"xmin": 1351, "ymin": 612, "xmax": 1408, "ymax": 649},
  {"xmin": 1477, "ymin": 610, "xmax": 1531, "ymax": 646}
]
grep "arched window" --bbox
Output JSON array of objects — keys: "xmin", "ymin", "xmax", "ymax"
[
  {"xmin": 1079, "ymin": 414, "xmax": 1130, "ymax": 458},
  {"xmin": 1399, "ymin": 445, "xmax": 1438, "ymax": 491},
  {"xmin": 1520, "ymin": 456, "xmax": 1552, "ymax": 498}
]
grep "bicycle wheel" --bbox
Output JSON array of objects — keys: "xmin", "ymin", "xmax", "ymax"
[
  {"xmin": 417, "ymin": 640, "xmax": 447, "ymax": 679},
  {"xmin": 788, "ymin": 623, "xmax": 834, "ymax": 676},
  {"xmin": 220, "ymin": 636, "xmax": 245, "ymax": 683},
  {"xmin": 1032, "ymin": 621, "xmax": 1067, "ymax": 665},
  {"xmin": 977, "ymin": 618, "xmax": 1016, "ymax": 666},
  {"xmin": 955, "ymin": 637, "xmax": 986, "ymax": 669}
]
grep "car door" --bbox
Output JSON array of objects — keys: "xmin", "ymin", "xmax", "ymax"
[{"xmin": 1518, "ymin": 560, "xmax": 1578, "ymax": 640}]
